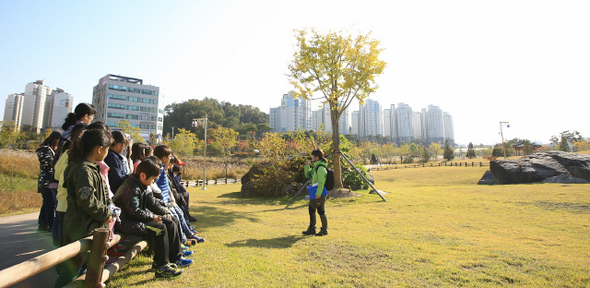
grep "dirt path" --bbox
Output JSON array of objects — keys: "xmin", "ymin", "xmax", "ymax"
[{"xmin": 0, "ymin": 212, "xmax": 56, "ymax": 288}]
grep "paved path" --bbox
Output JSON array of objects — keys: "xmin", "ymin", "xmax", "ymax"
[{"xmin": 0, "ymin": 212, "xmax": 56, "ymax": 288}]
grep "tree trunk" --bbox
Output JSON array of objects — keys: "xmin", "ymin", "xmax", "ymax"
[{"xmin": 330, "ymin": 108, "xmax": 343, "ymax": 189}]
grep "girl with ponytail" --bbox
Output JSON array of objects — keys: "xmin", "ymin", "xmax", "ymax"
[{"xmin": 61, "ymin": 103, "xmax": 96, "ymax": 140}]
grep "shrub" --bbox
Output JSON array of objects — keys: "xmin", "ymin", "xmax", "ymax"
[{"xmin": 342, "ymin": 164, "xmax": 369, "ymax": 190}]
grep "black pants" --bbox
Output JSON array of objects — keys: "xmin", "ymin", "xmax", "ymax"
[
  {"xmin": 146, "ymin": 217, "xmax": 182, "ymax": 267},
  {"xmin": 308, "ymin": 195, "xmax": 327, "ymax": 229}
]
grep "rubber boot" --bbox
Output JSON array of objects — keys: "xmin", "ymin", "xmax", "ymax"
[
  {"xmin": 316, "ymin": 214, "xmax": 328, "ymax": 236},
  {"xmin": 302, "ymin": 226, "xmax": 316, "ymax": 235}
]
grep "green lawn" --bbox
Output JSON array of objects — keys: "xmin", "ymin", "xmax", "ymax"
[{"xmin": 108, "ymin": 166, "xmax": 590, "ymax": 287}]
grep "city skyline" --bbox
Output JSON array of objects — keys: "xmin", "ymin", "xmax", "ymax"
[{"xmin": 1, "ymin": 1, "xmax": 589, "ymax": 145}]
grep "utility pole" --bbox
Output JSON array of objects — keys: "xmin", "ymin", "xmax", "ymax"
[
  {"xmin": 192, "ymin": 114, "xmax": 208, "ymax": 190},
  {"xmin": 499, "ymin": 121, "xmax": 510, "ymax": 159}
]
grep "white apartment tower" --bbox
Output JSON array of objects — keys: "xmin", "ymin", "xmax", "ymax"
[
  {"xmin": 426, "ymin": 105, "xmax": 445, "ymax": 144},
  {"xmin": 269, "ymin": 91, "xmax": 311, "ymax": 132},
  {"xmin": 396, "ymin": 102, "xmax": 414, "ymax": 143},
  {"xmin": 92, "ymin": 75, "xmax": 163, "ymax": 140},
  {"xmin": 3, "ymin": 93, "xmax": 25, "ymax": 130},
  {"xmin": 358, "ymin": 99, "xmax": 383, "ymax": 137},
  {"xmin": 45, "ymin": 89, "xmax": 73, "ymax": 130},
  {"xmin": 412, "ymin": 111, "xmax": 423, "ymax": 140},
  {"xmin": 22, "ymin": 80, "xmax": 53, "ymax": 133},
  {"xmin": 443, "ymin": 112, "xmax": 455, "ymax": 146}
]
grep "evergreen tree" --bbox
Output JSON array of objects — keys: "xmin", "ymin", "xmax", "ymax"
[
  {"xmin": 466, "ymin": 142, "xmax": 476, "ymax": 159},
  {"xmin": 444, "ymin": 140, "xmax": 455, "ymax": 161}
]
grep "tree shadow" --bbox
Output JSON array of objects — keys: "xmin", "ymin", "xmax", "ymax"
[
  {"xmin": 189, "ymin": 205, "xmax": 259, "ymax": 230},
  {"xmin": 225, "ymin": 235, "xmax": 306, "ymax": 249}
]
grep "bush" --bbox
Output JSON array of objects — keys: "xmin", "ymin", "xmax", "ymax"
[
  {"xmin": 242, "ymin": 156, "xmax": 307, "ymax": 197},
  {"xmin": 342, "ymin": 164, "xmax": 369, "ymax": 190}
]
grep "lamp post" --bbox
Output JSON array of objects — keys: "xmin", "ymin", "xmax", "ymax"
[
  {"xmin": 192, "ymin": 114, "xmax": 208, "ymax": 190},
  {"xmin": 499, "ymin": 121, "xmax": 510, "ymax": 159}
]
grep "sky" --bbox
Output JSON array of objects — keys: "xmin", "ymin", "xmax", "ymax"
[{"xmin": 1, "ymin": 0, "xmax": 589, "ymax": 146}]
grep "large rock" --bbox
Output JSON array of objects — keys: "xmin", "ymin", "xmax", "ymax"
[
  {"xmin": 489, "ymin": 151, "xmax": 590, "ymax": 184},
  {"xmin": 477, "ymin": 170, "xmax": 497, "ymax": 185}
]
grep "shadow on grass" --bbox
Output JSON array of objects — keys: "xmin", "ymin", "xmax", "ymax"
[
  {"xmin": 225, "ymin": 235, "xmax": 306, "ymax": 249},
  {"xmin": 190, "ymin": 205, "xmax": 260, "ymax": 230}
]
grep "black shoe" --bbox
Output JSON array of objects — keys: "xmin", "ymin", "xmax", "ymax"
[
  {"xmin": 316, "ymin": 229, "xmax": 328, "ymax": 236},
  {"xmin": 188, "ymin": 216, "xmax": 198, "ymax": 222},
  {"xmin": 302, "ymin": 227, "xmax": 316, "ymax": 236}
]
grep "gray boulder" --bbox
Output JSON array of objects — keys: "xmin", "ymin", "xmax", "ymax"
[
  {"xmin": 477, "ymin": 170, "xmax": 497, "ymax": 185},
  {"xmin": 489, "ymin": 151, "xmax": 590, "ymax": 184},
  {"xmin": 541, "ymin": 174, "xmax": 590, "ymax": 184}
]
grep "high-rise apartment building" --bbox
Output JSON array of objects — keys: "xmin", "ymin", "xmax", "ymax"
[
  {"xmin": 310, "ymin": 105, "xmax": 350, "ymax": 134},
  {"xmin": 3, "ymin": 93, "xmax": 25, "ymax": 130},
  {"xmin": 412, "ymin": 111, "xmax": 422, "ymax": 140},
  {"xmin": 45, "ymin": 88, "xmax": 73, "ymax": 130},
  {"xmin": 92, "ymin": 75, "xmax": 163, "ymax": 140},
  {"xmin": 396, "ymin": 102, "xmax": 414, "ymax": 143},
  {"xmin": 426, "ymin": 105, "xmax": 446, "ymax": 144},
  {"xmin": 22, "ymin": 80, "xmax": 53, "ymax": 133},
  {"xmin": 443, "ymin": 112, "xmax": 455, "ymax": 146},
  {"xmin": 269, "ymin": 91, "xmax": 311, "ymax": 132},
  {"xmin": 358, "ymin": 99, "xmax": 383, "ymax": 137}
]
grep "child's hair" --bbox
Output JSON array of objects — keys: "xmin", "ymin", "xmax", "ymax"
[
  {"xmin": 131, "ymin": 143, "xmax": 146, "ymax": 162},
  {"xmin": 87, "ymin": 121, "xmax": 111, "ymax": 133},
  {"xmin": 69, "ymin": 128, "xmax": 113, "ymax": 164},
  {"xmin": 153, "ymin": 145, "xmax": 172, "ymax": 160},
  {"xmin": 62, "ymin": 103, "xmax": 96, "ymax": 130},
  {"xmin": 40, "ymin": 131, "xmax": 62, "ymax": 149},
  {"xmin": 111, "ymin": 130, "xmax": 127, "ymax": 146},
  {"xmin": 144, "ymin": 145, "xmax": 153, "ymax": 157},
  {"xmin": 135, "ymin": 157, "xmax": 162, "ymax": 179},
  {"xmin": 53, "ymin": 123, "xmax": 87, "ymax": 167}
]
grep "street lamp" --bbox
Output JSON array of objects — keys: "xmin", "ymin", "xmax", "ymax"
[
  {"xmin": 499, "ymin": 121, "xmax": 510, "ymax": 159},
  {"xmin": 192, "ymin": 114, "xmax": 208, "ymax": 190}
]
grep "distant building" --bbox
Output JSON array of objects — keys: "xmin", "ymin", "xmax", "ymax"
[
  {"xmin": 426, "ymin": 105, "xmax": 445, "ymax": 144},
  {"xmin": 46, "ymin": 88, "xmax": 73, "ymax": 130},
  {"xmin": 92, "ymin": 74, "xmax": 163, "ymax": 140},
  {"xmin": 310, "ymin": 104, "xmax": 350, "ymax": 134},
  {"xmin": 269, "ymin": 91, "xmax": 311, "ymax": 132},
  {"xmin": 22, "ymin": 80, "xmax": 53, "ymax": 133},
  {"xmin": 396, "ymin": 102, "xmax": 413, "ymax": 143},
  {"xmin": 358, "ymin": 99, "xmax": 383, "ymax": 137},
  {"xmin": 3, "ymin": 93, "xmax": 25, "ymax": 130}
]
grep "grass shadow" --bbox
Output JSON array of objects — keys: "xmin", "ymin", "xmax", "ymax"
[
  {"xmin": 225, "ymin": 235, "xmax": 306, "ymax": 249},
  {"xmin": 189, "ymin": 205, "xmax": 259, "ymax": 230}
]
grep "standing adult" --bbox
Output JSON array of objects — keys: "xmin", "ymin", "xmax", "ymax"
[
  {"xmin": 36, "ymin": 131, "xmax": 62, "ymax": 233},
  {"xmin": 61, "ymin": 103, "xmax": 96, "ymax": 140},
  {"xmin": 302, "ymin": 149, "xmax": 329, "ymax": 236}
]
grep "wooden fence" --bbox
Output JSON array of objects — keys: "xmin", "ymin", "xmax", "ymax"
[
  {"xmin": 181, "ymin": 177, "xmax": 241, "ymax": 187},
  {"xmin": 369, "ymin": 162, "xmax": 488, "ymax": 171},
  {"xmin": 0, "ymin": 229, "xmax": 146, "ymax": 288}
]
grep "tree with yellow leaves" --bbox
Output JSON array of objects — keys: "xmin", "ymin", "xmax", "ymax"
[{"xmin": 288, "ymin": 29, "xmax": 386, "ymax": 188}]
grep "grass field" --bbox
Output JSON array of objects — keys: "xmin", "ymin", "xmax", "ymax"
[{"xmin": 108, "ymin": 166, "xmax": 590, "ymax": 287}]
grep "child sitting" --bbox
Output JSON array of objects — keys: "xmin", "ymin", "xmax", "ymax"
[{"xmin": 113, "ymin": 157, "xmax": 192, "ymax": 278}]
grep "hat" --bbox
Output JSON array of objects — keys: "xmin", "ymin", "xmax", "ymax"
[{"xmin": 176, "ymin": 157, "xmax": 186, "ymax": 166}]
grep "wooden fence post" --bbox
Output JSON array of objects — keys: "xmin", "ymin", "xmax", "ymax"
[{"xmin": 85, "ymin": 228, "xmax": 110, "ymax": 288}]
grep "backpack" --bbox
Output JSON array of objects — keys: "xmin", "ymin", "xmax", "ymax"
[{"xmin": 315, "ymin": 164, "xmax": 335, "ymax": 191}]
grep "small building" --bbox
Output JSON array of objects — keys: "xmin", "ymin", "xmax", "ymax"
[{"xmin": 512, "ymin": 141, "xmax": 542, "ymax": 156}]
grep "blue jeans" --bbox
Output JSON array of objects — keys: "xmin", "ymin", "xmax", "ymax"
[{"xmin": 169, "ymin": 205, "xmax": 192, "ymax": 240}]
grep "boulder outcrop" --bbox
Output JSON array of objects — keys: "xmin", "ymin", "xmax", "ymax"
[{"xmin": 488, "ymin": 151, "xmax": 590, "ymax": 184}]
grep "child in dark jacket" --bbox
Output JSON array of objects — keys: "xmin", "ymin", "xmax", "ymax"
[{"xmin": 113, "ymin": 157, "xmax": 192, "ymax": 278}]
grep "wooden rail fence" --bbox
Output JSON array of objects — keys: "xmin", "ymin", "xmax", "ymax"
[
  {"xmin": 369, "ymin": 162, "xmax": 488, "ymax": 171},
  {"xmin": 0, "ymin": 229, "xmax": 147, "ymax": 288}
]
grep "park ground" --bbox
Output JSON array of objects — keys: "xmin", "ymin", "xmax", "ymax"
[{"xmin": 99, "ymin": 166, "xmax": 590, "ymax": 287}]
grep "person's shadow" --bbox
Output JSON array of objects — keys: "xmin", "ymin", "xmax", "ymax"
[{"xmin": 225, "ymin": 235, "xmax": 305, "ymax": 249}]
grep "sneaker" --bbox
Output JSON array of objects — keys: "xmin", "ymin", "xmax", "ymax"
[
  {"xmin": 181, "ymin": 245, "xmax": 189, "ymax": 251},
  {"xmin": 155, "ymin": 263, "xmax": 183, "ymax": 278},
  {"xmin": 184, "ymin": 239, "xmax": 197, "ymax": 246},
  {"xmin": 175, "ymin": 256, "xmax": 193, "ymax": 268},
  {"xmin": 189, "ymin": 234, "xmax": 206, "ymax": 243},
  {"xmin": 182, "ymin": 250, "xmax": 194, "ymax": 257}
]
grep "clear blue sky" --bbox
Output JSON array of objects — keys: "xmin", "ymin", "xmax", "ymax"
[{"xmin": 1, "ymin": 0, "xmax": 589, "ymax": 145}]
